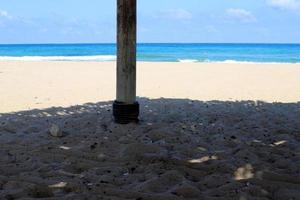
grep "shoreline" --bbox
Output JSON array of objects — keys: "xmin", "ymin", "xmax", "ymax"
[
  {"xmin": 0, "ymin": 58, "xmax": 300, "ymax": 65},
  {"xmin": 1, "ymin": 61, "xmax": 300, "ymax": 113}
]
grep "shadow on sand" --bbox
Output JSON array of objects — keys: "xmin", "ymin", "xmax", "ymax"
[{"xmin": 1, "ymin": 98, "xmax": 300, "ymax": 200}]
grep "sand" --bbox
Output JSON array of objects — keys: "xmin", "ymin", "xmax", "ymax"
[
  {"xmin": 1, "ymin": 61, "xmax": 300, "ymax": 113},
  {"xmin": 1, "ymin": 61, "xmax": 300, "ymax": 199}
]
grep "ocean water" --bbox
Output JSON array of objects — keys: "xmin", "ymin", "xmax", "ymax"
[{"xmin": 0, "ymin": 43, "xmax": 299, "ymax": 63}]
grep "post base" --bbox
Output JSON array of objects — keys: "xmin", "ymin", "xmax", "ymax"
[{"xmin": 113, "ymin": 101, "xmax": 139, "ymax": 124}]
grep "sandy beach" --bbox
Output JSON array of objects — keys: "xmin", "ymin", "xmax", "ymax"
[
  {"xmin": 1, "ymin": 61, "xmax": 300, "ymax": 199},
  {"xmin": 1, "ymin": 61, "xmax": 300, "ymax": 113}
]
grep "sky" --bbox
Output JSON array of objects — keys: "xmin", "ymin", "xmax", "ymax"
[{"xmin": 0, "ymin": 0, "xmax": 300, "ymax": 44}]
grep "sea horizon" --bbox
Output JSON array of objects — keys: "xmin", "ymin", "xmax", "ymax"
[
  {"xmin": 1, "ymin": 42, "xmax": 300, "ymax": 44},
  {"xmin": 0, "ymin": 43, "xmax": 300, "ymax": 64}
]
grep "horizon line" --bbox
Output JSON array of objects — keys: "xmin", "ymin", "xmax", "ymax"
[{"xmin": 1, "ymin": 42, "xmax": 300, "ymax": 45}]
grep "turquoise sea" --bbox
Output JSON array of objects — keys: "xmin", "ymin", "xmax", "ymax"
[{"xmin": 0, "ymin": 43, "xmax": 299, "ymax": 63}]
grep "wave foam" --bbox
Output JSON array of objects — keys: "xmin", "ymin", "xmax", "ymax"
[
  {"xmin": 0, "ymin": 56, "xmax": 299, "ymax": 64},
  {"xmin": 200, "ymin": 59, "xmax": 300, "ymax": 65},
  {"xmin": 178, "ymin": 59, "xmax": 198, "ymax": 63},
  {"xmin": 0, "ymin": 55, "xmax": 116, "ymax": 62}
]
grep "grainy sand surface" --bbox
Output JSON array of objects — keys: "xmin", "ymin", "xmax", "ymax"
[
  {"xmin": 1, "ymin": 61, "xmax": 300, "ymax": 199},
  {"xmin": 1, "ymin": 61, "xmax": 300, "ymax": 113}
]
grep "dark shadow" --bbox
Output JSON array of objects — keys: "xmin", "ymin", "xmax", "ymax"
[{"xmin": 1, "ymin": 98, "xmax": 300, "ymax": 199}]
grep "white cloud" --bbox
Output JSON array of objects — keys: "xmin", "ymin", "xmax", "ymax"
[
  {"xmin": 156, "ymin": 9, "xmax": 193, "ymax": 21},
  {"xmin": 267, "ymin": 0, "xmax": 300, "ymax": 10},
  {"xmin": 226, "ymin": 8, "xmax": 257, "ymax": 23},
  {"xmin": 0, "ymin": 10, "xmax": 12, "ymax": 19}
]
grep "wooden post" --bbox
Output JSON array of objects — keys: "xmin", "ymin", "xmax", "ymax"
[{"xmin": 113, "ymin": 0, "xmax": 139, "ymax": 124}]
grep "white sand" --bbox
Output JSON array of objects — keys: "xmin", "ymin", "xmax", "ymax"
[
  {"xmin": 1, "ymin": 61, "xmax": 300, "ymax": 199},
  {"xmin": 0, "ymin": 61, "xmax": 300, "ymax": 113}
]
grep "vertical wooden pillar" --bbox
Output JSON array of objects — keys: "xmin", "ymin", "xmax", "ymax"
[{"xmin": 113, "ymin": 0, "xmax": 139, "ymax": 124}]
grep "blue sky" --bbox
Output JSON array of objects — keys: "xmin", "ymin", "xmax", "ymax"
[{"xmin": 0, "ymin": 0, "xmax": 300, "ymax": 43}]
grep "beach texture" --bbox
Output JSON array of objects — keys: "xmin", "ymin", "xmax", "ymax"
[
  {"xmin": 1, "ymin": 61, "xmax": 300, "ymax": 113},
  {"xmin": 1, "ymin": 61, "xmax": 300, "ymax": 199}
]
